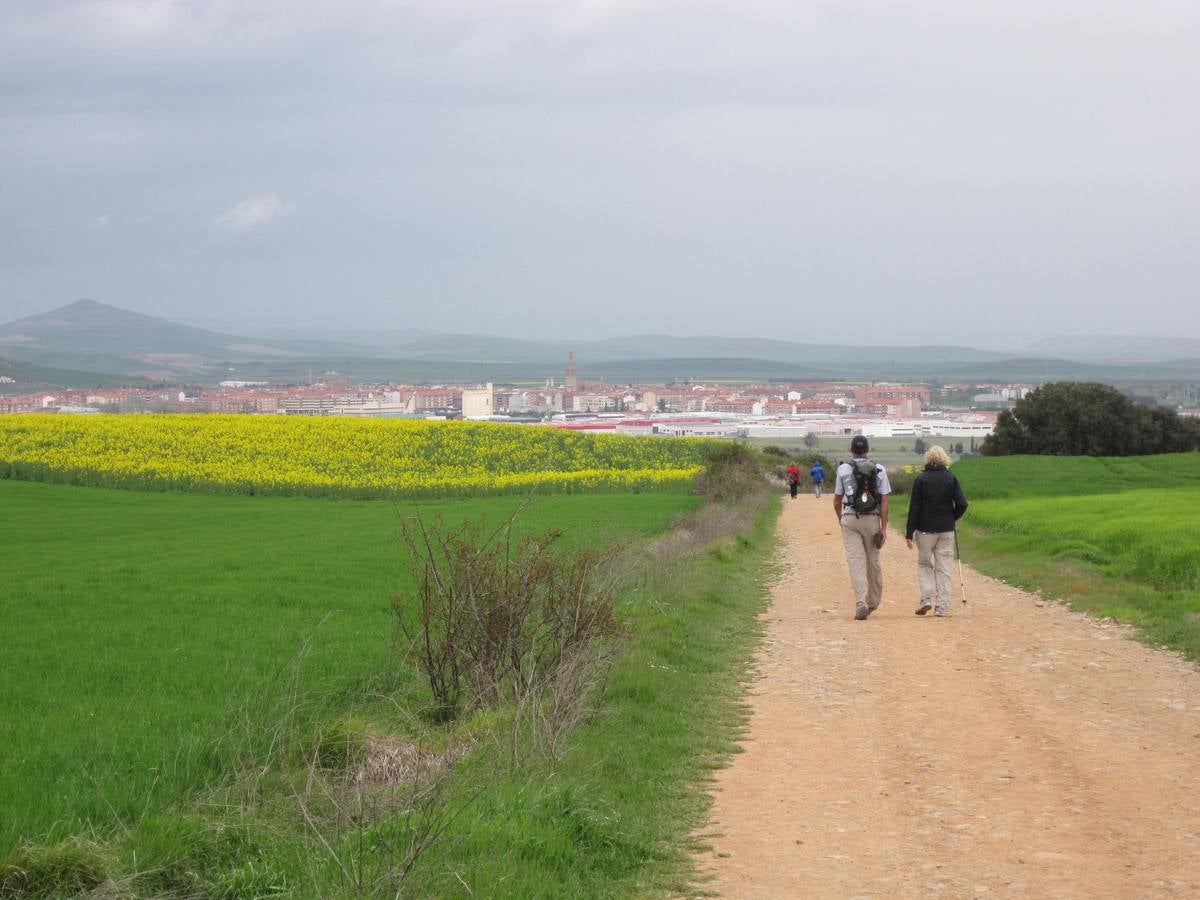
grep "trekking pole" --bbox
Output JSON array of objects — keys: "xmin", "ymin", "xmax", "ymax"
[{"xmin": 954, "ymin": 530, "xmax": 968, "ymax": 615}]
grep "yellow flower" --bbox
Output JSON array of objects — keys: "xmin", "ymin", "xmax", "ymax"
[{"xmin": 0, "ymin": 414, "xmax": 711, "ymax": 498}]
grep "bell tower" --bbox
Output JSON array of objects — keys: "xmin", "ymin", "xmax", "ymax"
[{"xmin": 565, "ymin": 351, "xmax": 577, "ymax": 391}]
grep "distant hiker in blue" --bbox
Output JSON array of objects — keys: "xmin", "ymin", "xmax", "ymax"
[{"xmin": 810, "ymin": 461, "xmax": 825, "ymax": 498}]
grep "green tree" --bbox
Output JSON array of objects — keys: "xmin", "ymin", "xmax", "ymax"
[
  {"xmin": 913, "ymin": 438, "xmax": 927, "ymax": 455},
  {"xmin": 803, "ymin": 431, "xmax": 819, "ymax": 449},
  {"xmin": 982, "ymin": 382, "xmax": 1200, "ymax": 456}
]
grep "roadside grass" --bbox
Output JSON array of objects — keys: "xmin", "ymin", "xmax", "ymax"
[
  {"xmin": 0, "ymin": 479, "xmax": 697, "ymax": 856},
  {"xmin": 953, "ymin": 526, "xmax": 1200, "ymax": 660},
  {"xmin": 893, "ymin": 453, "xmax": 1200, "ymax": 662},
  {"xmin": 393, "ymin": 495, "xmax": 779, "ymax": 897}
]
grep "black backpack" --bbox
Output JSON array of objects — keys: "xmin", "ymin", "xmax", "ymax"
[{"xmin": 847, "ymin": 458, "xmax": 880, "ymax": 514}]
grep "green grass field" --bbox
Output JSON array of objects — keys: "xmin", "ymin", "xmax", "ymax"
[
  {"xmin": 0, "ymin": 480, "xmax": 697, "ymax": 856},
  {"xmin": 950, "ymin": 452, "xmax": 1200, "ymax": 498},
  {"xmin": 918, "ymin": 453, "xmax": 1200, "ymax": 660}
]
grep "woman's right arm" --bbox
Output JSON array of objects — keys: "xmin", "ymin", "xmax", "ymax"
[{"xmin": 905, "ymin": 475, "xmax": 922, "ymax": 540}]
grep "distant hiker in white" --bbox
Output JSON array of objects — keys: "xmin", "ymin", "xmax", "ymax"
[
  {"xmin": 833, "ymin": 435, "xmax": 891, "ymax": 620},
  {"xmin": 905, "ymin": 444, "xmax": 969, "ymax": 616}
]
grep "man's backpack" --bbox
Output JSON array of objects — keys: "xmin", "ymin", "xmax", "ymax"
[{"xmin": 847, "ymin": 458, "xmax": 880, "ymax": 514}]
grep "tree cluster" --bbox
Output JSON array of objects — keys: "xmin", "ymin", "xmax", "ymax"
[{"xmin": 982, "ymin": 382, "xmax": 1200, "ymax": 457}]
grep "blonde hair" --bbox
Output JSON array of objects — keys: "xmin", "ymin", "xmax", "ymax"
[{"xmin": 925, "ymin": 445, "xmax": 952, "ymax": 468}]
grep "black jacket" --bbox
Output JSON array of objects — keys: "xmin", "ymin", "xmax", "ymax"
[{"xmin": 905, "ymin": 465, "xmax": 968, "ymax": 539}]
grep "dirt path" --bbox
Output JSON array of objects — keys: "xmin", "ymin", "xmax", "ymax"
[{"xmin": 694, "ymin": 495, "xmax": 1200, "ymax": 898}]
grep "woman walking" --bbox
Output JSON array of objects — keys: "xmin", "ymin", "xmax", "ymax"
[{"xmin": 905, "ymin": 445, "xmax": 969, "ymax": 616}]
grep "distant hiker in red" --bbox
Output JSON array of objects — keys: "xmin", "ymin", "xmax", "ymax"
[{"xmin": 786, "ymin": 462, "xmax": 802, "ymax": 499}]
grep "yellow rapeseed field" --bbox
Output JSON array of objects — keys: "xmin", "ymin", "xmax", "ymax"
[{"xmin": 0, "ymin": 414, "xmax": 711, "ymax": 498}]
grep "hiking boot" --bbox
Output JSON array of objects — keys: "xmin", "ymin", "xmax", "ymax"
[
  {"xmin": 916, "ymin": 601, "xmax": 932, "ymax": 616},
  {"xmin": 855, "ymin": 605, "xmax": 870, "ymax": 620},
  {"xmin": 934, "ymin": 607, "xmax": 948, "ymax": 617}
]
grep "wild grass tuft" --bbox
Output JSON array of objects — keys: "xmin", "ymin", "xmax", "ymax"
[{"xmin": 0, "ymin": 839, "xmax": 109, "ymax": 897}]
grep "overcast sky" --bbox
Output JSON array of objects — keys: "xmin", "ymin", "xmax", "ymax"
[{"xmin": 2, "ymin": 0, "xmax": 1198, "ymax": 347}]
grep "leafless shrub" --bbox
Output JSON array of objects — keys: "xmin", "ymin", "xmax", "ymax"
[{"xmin": 394, "ymin": 506, "xmax": 621, "ymax": 721}]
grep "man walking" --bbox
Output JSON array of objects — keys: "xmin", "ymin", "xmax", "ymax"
[
  {"xmin": 833, "ymin": 435, "xmax": 892, "ymax": 620},
  {"xmin": 810, "ymin": 460, "xmax": 825, "ymax": 498}
]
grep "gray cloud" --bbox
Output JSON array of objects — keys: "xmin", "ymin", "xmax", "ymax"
[{"xmin": 1, "ymin": 1, "xmax": 1199, "ymax": 346}]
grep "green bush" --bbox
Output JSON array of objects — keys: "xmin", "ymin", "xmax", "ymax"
[
  {"xmin": 887, "ymin": 467, "xmax": 917, "ymax": 497},
  {"xmin": 696, "ymin": 443, "xmax": 765, "ymax": 504}
]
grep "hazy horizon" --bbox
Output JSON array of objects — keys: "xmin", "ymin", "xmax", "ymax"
[{"xmin": 3, "ymin": 2, "xmax": 1199, "ymax": 347}]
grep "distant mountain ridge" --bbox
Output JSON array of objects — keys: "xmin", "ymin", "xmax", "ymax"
[
  {"xmin": 3, "ymin": 299, "xmax": 1200, "ymax": 388},
  {"xmin": 1023, "ymin": 334, "xmax": 1200, "ymax": 364}
]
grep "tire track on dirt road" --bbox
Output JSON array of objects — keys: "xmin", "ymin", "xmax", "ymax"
[{"xmin": 693, "ymin": 494, "xmax": 1200, "ymax": 898}]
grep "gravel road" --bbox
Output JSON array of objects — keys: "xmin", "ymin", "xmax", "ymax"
[{"xmin": 694, "ymin": 494, "xmax": 1200, "ymax": 898}]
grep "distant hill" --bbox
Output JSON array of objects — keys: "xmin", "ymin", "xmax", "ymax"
[
  {"xmin": 0, "ymin": 356, "xmax": 145, "ymax": 393},
  {"xmin": 1023, "ymin": 334, "xmax": 1200, "ymax": 364},
  {"xmin": 0, "ymin": 300, "xmax": 361, "ymax": 376},
  {"xmin": 0, "ymin": 299, "xmax": 254, "ymax": 357},
  {"xmin": 382, "ymin": 332, "xmax": 1018, "ymax": 368},
  {"xmin": 583, "ymin": 335, "xmax": 1015, "ymax": 367},
  {"xmin": 5, "ymin": 299, "xmax": 1198, "ymax": 388}
]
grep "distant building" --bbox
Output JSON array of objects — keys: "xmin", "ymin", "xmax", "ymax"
[
  {"xmin": 462, "ymin": 383, "xmax": 495, "ymax": 418},
  {"xmin": 851, "ymin": 384, "xmax": 929, "ymax": 417},
  {"xmin": 573, "ymin": 393, "xmax": 616, "ymax": 413},
  {"xmin": 406, "ymin": 389, "xmax": 462, "ymax": 414}
]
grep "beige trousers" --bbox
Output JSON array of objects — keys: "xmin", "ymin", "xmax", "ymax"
[
  {"xmin": 840, "ymin": 514, "xmax": 883, "ymax": 613},
  {"xmin": 916, "ymin": 530, "xmax": 955, "ymax": 613}
]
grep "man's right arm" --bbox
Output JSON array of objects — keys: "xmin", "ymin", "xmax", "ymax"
[{"xmin": 832, "ymin": 464, "xmax": 844, "ymax": 517}]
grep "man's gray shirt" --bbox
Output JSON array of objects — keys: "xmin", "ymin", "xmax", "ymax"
[{"xmin": 834, "ymin": 460, "xmax": 892, "ymax": 516}]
